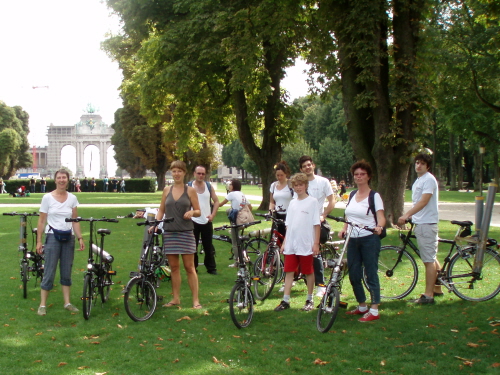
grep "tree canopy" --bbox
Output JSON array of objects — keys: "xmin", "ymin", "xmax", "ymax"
[{"xmin": 0, "ymin": 101, "xmax": 32, "ymax": 179}]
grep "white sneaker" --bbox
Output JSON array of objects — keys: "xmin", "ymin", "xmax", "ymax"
[
  {"xmin": 228, "ymin": 263, "xmax": 237, "ymax": 268},
  {"xmin": 315, "ymin": 286, "xmax": 326, "ymax": 298}
]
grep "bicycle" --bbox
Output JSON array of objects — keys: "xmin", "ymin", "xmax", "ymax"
[
  {"xmin": 123, "ymin": 217, "xmax": 173, "ymax": 322},
  {"xmin": 317, "ymin": 215, "xmax": 375, "ymax": 333},
  {"xmin": 253, "ymin": 212, "xmax": 286, "ymax": 300},
  {"xmin": 3, "ymin": 212, "xmax": 44, "ymax": 298},
  {"xmin": 212, "ymin": 225, "xmax": 269, "ymax": 265},
  {"xmin": 66, "ymin": 216, "xmax": 118, "ymax": 319},
  {"xmin": 372, "ymin": 220, "xmax": 500, "ymax": 302},
  {"xmin": 214, "ymin": 220, "xmax": 261, "ymax": 329}
]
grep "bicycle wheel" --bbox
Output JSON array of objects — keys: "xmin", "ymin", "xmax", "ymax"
[
  {"xmin": 244, "ymin": 238, "xmax": 268, "ymax": 263},
  {"xmin": 229, "ymin": 283, "xmax": 254, "ymax": 329},
  {"xmin": 321, "ymin": 243, "xmax": 337, "ymax": 269},
  {"xmin": 21, "ymin": 261, "xmax": 29, "ymax": 299},
  {"xmin": 82, "ymin": 274, "xmax": 93, "ymax": 320},
  {"xmin": 253, "ymin": 250, "xmax": 280, "ymax": 301},
  {"xmin": 448, "ymin": 247, "xmax": 500, "ymax": 302},
  {"xmin": 100, "ymin": 267, "xmax": 112, "ymax": 304},
  {"xmin": 316, "ymin": 284, "xmax": 340, "ymax": 333},
  {"xmin": 124, "ymin": 277, "xmax": 157, "ymax": 322},
  {"xmin": 367, "ymin": 246, "xmax": 418, "ymax": 299}
]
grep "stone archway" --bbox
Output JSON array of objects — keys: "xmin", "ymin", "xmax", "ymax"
[{"xmin": 46, "ymin": 111, "xmax": 114, "ymax": 177}]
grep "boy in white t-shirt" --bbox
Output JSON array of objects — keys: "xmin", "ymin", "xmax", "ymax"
[{"xmin": 275, "ymin": 173, "xmax": 321, "ymax": 312}]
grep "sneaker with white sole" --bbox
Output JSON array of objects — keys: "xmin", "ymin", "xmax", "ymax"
[
  {"xmin": 64, "ymin": 303, "xmax": 79, "ymax": 312},
  {"xmin": 315, "ymin": 286, "xmax": 326, "ymax": 298},
  {"xmin": 358, "ymin": 312, "xmax": 379, "ymax": 322},
  {"xmin": 274, "ymin": 300, "xmax": 290, "ymax": 312},
  {"xmin": 301, "ymin": 300, "xmax": 314, "ymax": 311},
  {"xmin": 37, "ymin": 306, "xmax": 46, "ymax": 316}
]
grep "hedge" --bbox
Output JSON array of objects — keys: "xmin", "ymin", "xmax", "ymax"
[{"xmin": 4, "ymin": 178, "xmax": 156, "ymax": 193}]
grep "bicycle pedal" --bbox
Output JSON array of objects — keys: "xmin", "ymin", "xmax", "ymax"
[
  {"xmin": 339, "ymin": 301, "xmax": 348, "ymax": 309},
  {"xmin": 251, "ymin": 277, "xmax": 260, "ymax": 281},
  {"xmin": 107, "ymin": 270, "xmax": 117, "ymax": 275}
]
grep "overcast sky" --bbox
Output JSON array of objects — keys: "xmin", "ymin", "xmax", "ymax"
[{"xmin": 0, "ymin": 0, "xmax": 309, "ymax": 148}]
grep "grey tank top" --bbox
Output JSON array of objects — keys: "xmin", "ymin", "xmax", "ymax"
[{"xmin": 164, "ymin": 185, "xmax": 194, "ymax": 232}]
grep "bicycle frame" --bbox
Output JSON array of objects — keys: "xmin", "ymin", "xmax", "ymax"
[{"xmin": 3, "ymin": 212, "xmax": 44, "ymax": 298}]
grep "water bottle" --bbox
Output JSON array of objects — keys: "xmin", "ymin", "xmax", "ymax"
[{"xmin": 91, "ymin": 244, "xmax": 114, "ymax": 263}]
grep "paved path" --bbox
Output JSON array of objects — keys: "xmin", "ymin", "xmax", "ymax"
[{"xmin": 2, "ymin": 195, "xmax": 499, "ymax": 227}]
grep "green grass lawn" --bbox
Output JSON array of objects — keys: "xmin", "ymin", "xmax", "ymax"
[{"xmin": 0, "ymin": 202, "xmax": 499, "ymax": 375}]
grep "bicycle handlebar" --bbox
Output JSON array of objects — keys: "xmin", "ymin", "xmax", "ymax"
[
  {"xmin": 65, "ymin": 217, "xmax": 119, "ymax": 223},
  {"xmin": 137, "ymin": 217, "xmax": 174, "ymax": 226},
  {"xmin": 214, "ymin": 220, "xmax": 261, "ymax": 231},
  {"xmin": 255, "ymin": 212, "xmax": 285, "ymax": 225},
  {"xmin": 3, "ymin": 212, "xmax": 39, "ymax": 217},
  {"xmin": 326, "ymin": 215, "xmax": 375, "ymax": 233}
]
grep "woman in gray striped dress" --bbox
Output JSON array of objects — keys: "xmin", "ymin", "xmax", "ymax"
[{"xmin": 155, "ymin": 160, "xmax": 202, "ymax": 309}]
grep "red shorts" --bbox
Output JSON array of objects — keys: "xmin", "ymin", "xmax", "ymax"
[{"xmin": 284, "ymin": 254, "xmax": 314, "ymax": 275}]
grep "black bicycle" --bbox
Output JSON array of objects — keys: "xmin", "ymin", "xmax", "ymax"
[
  {"xmin": 372, "ymin": 220, "xmax": 500, "ymax": 302},
  {"xmin": 317, "ymin": 215, "xmax": 375, "ymax": 333},
  {"xmin": 3, "ymin": 212, "xmax": 44, "ymax": 298},
  {"xmin": 215, "ymin": 220, "xmax": 261, "ymax": 328},
  {"xmin": 212, "ymin": 225, "xmax": 269, "ymax": 265},
  {"xmin": 253, "ymin": 212, "xmax": 285, "ymax": 300},
  {"xmin": 66, "ymin": 217, "xmax": 118, "ymax": 319},
  {"xmin": 123, "ymin": 217, "xmax": 173, "ymax": 322}
]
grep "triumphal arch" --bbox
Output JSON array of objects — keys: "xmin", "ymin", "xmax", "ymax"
[{"xmin": 46, "ymin": 106, "xmax": 114, "ymax": 177}]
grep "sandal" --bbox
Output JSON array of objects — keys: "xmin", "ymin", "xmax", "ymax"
[
  {"xmin": 192, "ymin": 304, "xmax": 203, "ymax": 309},
  {"xmin": 162, "ymin": 302, "xmax": 180, "ymax": 308}
]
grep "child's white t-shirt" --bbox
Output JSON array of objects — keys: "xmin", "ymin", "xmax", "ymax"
[{"xmin": 284, "ymin": 196, "xmax": 321, "ymax": 255}]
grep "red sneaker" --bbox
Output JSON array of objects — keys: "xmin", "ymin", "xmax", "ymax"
[
  {"xmin": 358, "ymin": 312, "xmax": 380, "ymax": 322},
  {"xmin": 346, "ymin": 307, "xmax": 367, "ymax": 315}
]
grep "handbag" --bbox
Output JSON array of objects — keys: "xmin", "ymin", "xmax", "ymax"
[
  {"xmin": 320, "ymin": 220, "xmax": 331, "ymax": 244},
  {"xmin": 49, "ymin": 225, "xmax": 72, "ymax": 242},
  {"xmin": 236, "ymin": 204, "xmax": 254, "ymax": 225}
]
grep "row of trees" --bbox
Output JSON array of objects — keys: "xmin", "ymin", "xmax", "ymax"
[
  {"xmin": 0, "ymin": 101, "xmax": 32, "ymax": 180},
  {"xmin": 104, "ymin": 0, "xmax": 499, "ymax": 223}
]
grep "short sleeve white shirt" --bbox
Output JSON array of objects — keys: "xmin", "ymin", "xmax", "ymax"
[
  {"xmin": 225, "ymin": 191, "xmax": 248, "ymax": 210},
  {"xmin": 345, "ymin": 192, "xmax": 384, "ymax": 238},
  {"xmin": 270, "ymin": 182, "xmax": 293, "ymax": 213},
  {"xmin": 40, "ymin": 193, "xmax": 79, "ymax": 233},
  {"xmin": 284, "ymin": 196, "xmax": 321, "ymax": 255},
  {"xmin": 304, "ymin": 175, "xmax": 333, "ymax": 209},
  {"xmin": 411, "ymin": 172, "xmax": 439, "ymax": 224}
]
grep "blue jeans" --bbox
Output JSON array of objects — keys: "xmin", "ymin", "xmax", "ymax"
[
  {"xmin": 41, "ymin": 234, "xmax": 76, "ymax": 290},
  {"xmin": 347, "ymin": 234, "xmax": 381, "ymax": 305}
]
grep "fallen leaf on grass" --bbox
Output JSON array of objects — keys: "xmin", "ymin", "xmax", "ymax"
[
  {"xmin": 176, "ymin": 316, "xmax": 191, "ymax": 322},
  {"xmin": 426, "ymin": 360, "xmax": 437, "ymax": 367},
  {"xmin": 4, "ymin": 324, "xmax": 9, "ymax": 327},
  {"xmin": 156, "ymin": 347, "xmax": 164, "ymax": 350},
  {"xmin": 491, "ymin": 363, "xmax": 500, "ymax": 368},
  {"xmin": 427, "ymin": 324, "xmax": 436, "ymax": 328},
  {"xmin": 294, "ymin": 357, "xmax": 301, "ymax": 361},
  {"xmin": 467, "ymin": 342, "xmax": 479, "ymax": 348},
  {"xmin": 380, "ymin": 360, "xmax": 386, "ymax": 366},
  {"xmin": 34, "ymin": 360, "xmax": 42, "ymax": 363},
  {"xmin": 172, "ymin": 359, "xmax": 179, "ymax": 363},
  {"xmin": 117, "ymin": 324, "xmax": 123, "ymax": 329},
  {"xmin": 313, "ymin": 358, "xmax": 329, "ymax": 365},
  {"xmin": 463, "ymin": 361, "xmax": 473, "ymax": 367},
  {"xmin": 57, "ymin": 362, "xmax": 67, "ymax": 367},
  {"xmin": 90, "ymin": 341, "xmax": 100, "ymax": 345},
  {"xmin": 212, "ymin": 356, "xmax": 229, "ymax": 367},
  {"xmin": 112, "ymin": 313, "xmax": 119, "ymax": 317},
  {"xmin": 77, "ymin": 366, "xmax": 89, "ymax": 370},
  {"xmin": 451, "ymin": 329, "xmax": 459, "ymax": 333},
  {"xmin": 76, "ymin": 351, "xmax": 84, "ymax": 354}
]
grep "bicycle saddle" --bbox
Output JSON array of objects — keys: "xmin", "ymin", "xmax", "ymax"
[
  {"xmin": 98, "ymin": 229, "xmax": 111, "ymax": 235},
  {"xmin": 451, "ymin": 220, "xmax": 473, "ymax": 227}
]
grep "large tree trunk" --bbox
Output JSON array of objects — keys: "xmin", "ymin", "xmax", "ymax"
[
  {"xmin": 329, "ymin": 0, "xmax": 426, "ymax": 225},
  {"xmin": 449, "ymin": 132, "xmax": 457, "ymax": 190},
  {"xmin": 457, "ymin": 136, "xmax": 464, "ymax": 189}
]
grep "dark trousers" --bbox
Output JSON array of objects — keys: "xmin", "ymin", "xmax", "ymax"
[
  {"xmin": 193, "ymin": 221, "xmax": 217, "ymax": 273},
  {"xmin": 347, "ymin": 234, "xmax": 381, "ymax": 305},
  {"xmin": 314, "ymin": 255, "xmax": 325, "ymax": 286}
]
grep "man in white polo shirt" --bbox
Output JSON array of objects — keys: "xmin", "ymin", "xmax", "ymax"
[
  {"xmin": 298, "ymin": 155, "xmax": 335, "ymax": 297},
  {"xmin": 398, "ymin": 153, "xmax": 443, "ymax": 304}
]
